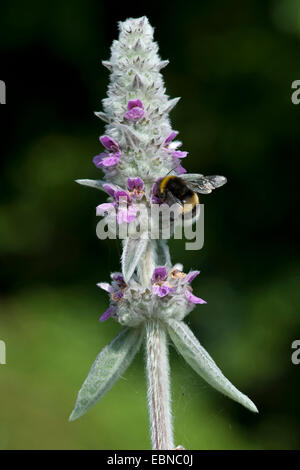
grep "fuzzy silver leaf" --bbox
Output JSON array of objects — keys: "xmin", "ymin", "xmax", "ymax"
[
  {"xmin": 167, "ymin": 319, "xmax": 258, "ymax": 413},
  {"xmin": 155, "ymin": 240, "xmax": 172, "ymax": 268},
  {"xmin": 75, "ymin": 179, "xmax": 108, "ymax": 192},
  {"xmin": 122, "ymin": 237, "xmax": 149, "ymax": 283},
  {"xmin": 69, "ymin": 327, "xmax": 144, "ymax": 421}
]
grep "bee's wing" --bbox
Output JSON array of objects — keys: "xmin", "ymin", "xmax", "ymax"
[{"xmin": 181, "ymin": 174, "xmax": 227, "ymax": 194}]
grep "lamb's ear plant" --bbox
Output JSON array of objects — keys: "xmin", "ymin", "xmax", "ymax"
[{"xmin": 70, "ymin": 16, "xmax": 258, "ymax": 450}]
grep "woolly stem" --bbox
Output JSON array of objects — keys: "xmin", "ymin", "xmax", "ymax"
[
  {"xmin": 145, "ymin": 320, "xmax": 174, "ymax": 450},
  {"xmin": 137, "ymin": 241, "xmax": 156, "ymax": 287}
]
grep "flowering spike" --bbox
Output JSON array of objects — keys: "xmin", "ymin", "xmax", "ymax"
[
  {"xmin": 95, "ymin": 17, "xmax": 186, "ymax": 188},
  {"xmin": 71, "ymin": 16, "xmax": 256, "ymax": 451}
]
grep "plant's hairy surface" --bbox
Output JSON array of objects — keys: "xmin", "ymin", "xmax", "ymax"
[
  {"xmin": 145, "ymin": 321, "xmax": 174, "ymax": 450},
  {"xmin": 71, "ymin": 16, "xmax": 257, "ymax": 451},
  {"xmin": 122, "ymin": 237, "xmax": 149, "ymax": 283},
  {"xmin": 167, "ymin": 319, "xmax": 258, "ymax": 413},
  {"xmin": 69, "ymin": 327, "xmax": 144, "ymax": 421}
]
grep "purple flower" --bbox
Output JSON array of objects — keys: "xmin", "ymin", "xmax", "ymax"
[
  {"xmin": 127, "ymin": 177, "xmax": 143, "ymax": 192},
  {"xmin": 116, "ymin": 203, "xmax": 137, "ymax": 224},
  {"xmin": 99, "ymin": 305, "xmax": 117, "ymax": 322},
  {"xmin": 176, "ymin": 164, "xmax": 187, "ymax": 175},
  {"xmin": 103, "ymin": 183, "xmax": 117, "ymax": 198},
  {"xmin": 100, "ymin": 136, "xmax": 120, "ymax": 154},
  {"xmin": 115, "ymin": 190, "xmax": 131, "ymax": 202},
  {"xmin": 93, "ymin": 135, "xmax": 121, "ymax": 169},
  {"xmin": 186, "ymin": 270, "xmax": 200, "ymax": 283},
  {"xmin": 111, "ymin": 272, "xmax": 125, "ymax": 284},
  {"xmin": 183, "ymin": 270, "xmax": 206, "ymax": 304},
  {"xmin": 152, "ymin": 266, "xmax": 174, "ymax": 298},
  {"xmin": 171, "ymin": 150, "xmax": 188, "ymax": 159},
  {"xmin": 93, "ymin": 153, "xmax": 120, "ymax": 168},
  {"xmin": 163, "ymin": 130, "xmax": 189, "ymax": 171},
  {"xmin": 127, "ymin": 177, "xmax": 144, "ymax": 200},
  {"xmin": 185, "ymin": 290, "xmax": 206, "ymax": 304},
  {"xmin": 152, "ymin": 266, "xmax": 167, "ymax": 283},
  {"xmin": 97, "ymin": 275, "xmax": 127, "ymax": 322},
  {"xmin": 98, "ymin": 264, "xmax": 205, "ymax": 322},
  {"xmin": 152, "ymin": 283, "xmax": 174, "ymax": 298},
  {"xmin": 111, "ymin": 290, "xmax": 124, "ymax": 301},
  {"xmin": 124, "ymin": 100, "xmax": 145, "ymax": 121},
  {"xmin": 151, "ymin": 265, "xmax": 206, "ymax": 304},
  {"xmin": 165, "ymin": 131, "xmax": 179, "ymax": 144},
  {"xmin": 96, "ymin": 184, "xmax": 129, "ymax": 216},
  {"xmin": 128, "ymin": 99, "xmax": 143, "ymax": 110},
  {"xmin": 96, "ymin": 186, "xmax": 139, "ymax": 224}
]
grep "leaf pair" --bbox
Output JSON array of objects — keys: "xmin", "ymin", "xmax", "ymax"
[{"xmin": 69, "ymin": 320, "xmax": 257, "ymax": 421}]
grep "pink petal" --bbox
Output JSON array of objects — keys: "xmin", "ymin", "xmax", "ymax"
[
  {"xmin": 116, "ymin": 207, "xmax": 128, "ymax": 224},
  {"xmin": 152, "ymin": 266, "xmax": 167, "ymax": 282},
  {"xmin": 127, "ymin": 177, "xmax": 144, "ymax": 191},
  {"xmin": 172, "ymin": 150, "xmax": 188, "ymax": 158},
  {"xmin": 152, "ymin": 283, "xmax": 174, "ymax": 297},
  {"xmin": 100, "ymin": 135, "xmax": 119, "ymax": 152},
  {"xmin": 100, "ymin": 155, "xmax": 120, "ymax": 167},
  {"xmin": 111, "ymin": 272, "xmax": 124, "ymax": 283},
  {"xmin": 127, "ymin": 99, "xmax": 143, "ymax": 110},
  {"xmin": 126, "ymin": 204, "xmax": 138, "ymax": 222},
  {"xmin": 185, "ymin": 290, "xmax": 206, "ymax": 304},
  {"xmin": 165, "ymin": 131, "xmax": 179, "ymax": 144},
  {"xmin": 176, "ymin": 164, "xmax": 187, "ymax": 175},
  {"xmin": 124, "ymin": 107, "xmax": 145, "ymax": 121},
  {"xmin": 113, "ymin": 290, "xmax": 123, "ymax": 300},
  {"xmin": 103, "ymin": 183, "xmax": 117, "ymax": 198},
  {"xmin": 99, "ymin": 305, "xmax": 116, "ymax": 322},
  {"xmin": 93, "ymin": 153, "xmax": 106, "ymax": 168},
  {"xmin": 115, "ymin": 190, "xmax": 131, "ymax": 202},
  {"xmin": 116, "ymin": 204, "xmax": 137, "ymax": 224},
  {"xmin": 96, "ymin": 282, "xmax": 113, "ymax": 293},
  {"xmin": 186, "ymin": 271, "xmax": 200, "ymax": 283}
]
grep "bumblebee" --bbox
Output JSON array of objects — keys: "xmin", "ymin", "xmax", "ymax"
[{"xmin": 154, "ymin": 173, "xmax": 227, "ymax": 214}]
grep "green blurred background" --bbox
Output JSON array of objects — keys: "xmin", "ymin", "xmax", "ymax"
[{"xmin": 0, "ymin": 0, "xmax": 300, "ymax": 449}]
